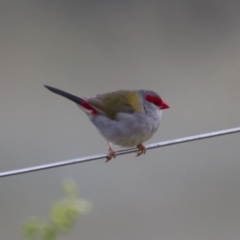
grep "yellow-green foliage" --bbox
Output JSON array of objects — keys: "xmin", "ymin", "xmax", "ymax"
[{"xmin": 23, "ymin": 180, "xmax": 90, "ymax": 240}]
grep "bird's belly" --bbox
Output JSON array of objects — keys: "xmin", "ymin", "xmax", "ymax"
[
  {"xmin": 91, "ymin": 112, "xmax": 160, "ymax": 147},
  {"xmin": 112, "ymin": 130, "xmax": 154, "ymax": 147}
]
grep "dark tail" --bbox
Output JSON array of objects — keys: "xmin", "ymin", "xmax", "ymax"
[{"xmin": 44, "ymin": 85, "xmax": 84, "ymax": 104}]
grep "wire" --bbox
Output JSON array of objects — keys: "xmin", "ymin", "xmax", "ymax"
[{"xmin": 0, "ymin": 127, "xmax": 240, "ymax": 178}]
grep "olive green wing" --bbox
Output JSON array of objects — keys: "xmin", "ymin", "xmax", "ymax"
[{"xmin": 87, "ymin": 90, "xmax": 144, "ymax": 119}]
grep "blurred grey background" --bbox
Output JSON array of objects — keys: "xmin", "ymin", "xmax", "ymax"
[{"xmin": 0, "ymin": 1, "xmax": 240, "ymax": 239}]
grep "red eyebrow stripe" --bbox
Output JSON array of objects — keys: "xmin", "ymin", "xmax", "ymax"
[{"xmin": 146, "ymin": 95, "xmax": 162, "ymax": 104}]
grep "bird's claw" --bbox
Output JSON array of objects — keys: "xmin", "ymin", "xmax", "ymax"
[
  {"xmin": 105, "ymin": 147, "xmax": 116, "ymax": 162},
  {"xmin": 136, "ymin": 143, "xmax": 146, "ymax": 157}
]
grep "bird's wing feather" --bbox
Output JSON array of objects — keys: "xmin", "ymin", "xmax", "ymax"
[{"xmin": 87, "ymin": 90, "xmax": 144, "ymax": 119}]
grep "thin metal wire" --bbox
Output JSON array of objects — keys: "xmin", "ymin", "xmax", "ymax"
[{"xmin": 0, "ymin": 127, "xmax": 240, "ymax": 178}]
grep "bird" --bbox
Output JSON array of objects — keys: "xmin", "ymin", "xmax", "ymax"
[{"xmin": 44, "ymin": 85, "xmax": 169, "ymax": 162}]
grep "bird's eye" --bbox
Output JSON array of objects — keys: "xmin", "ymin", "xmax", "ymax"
[{"xmin": 146, "ymin": 95, "xmax": 162, "ymax": 107}]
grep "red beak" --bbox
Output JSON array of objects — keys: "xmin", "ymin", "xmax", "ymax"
[{"xmin": 160, "ymin": 101, "xmax": 170, "ymax": 109}]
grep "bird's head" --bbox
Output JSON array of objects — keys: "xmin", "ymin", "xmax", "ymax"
[{"xmin": 139, "ymin": 90, "xmax": 169, "ymax": 118}]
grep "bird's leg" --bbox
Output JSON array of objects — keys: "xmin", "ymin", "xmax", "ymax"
[
  {"xmin": 106, "ymin": 142, "xmax": 116, "ymax": 162},
  {"xmin": 136, "ymin": 143, "xmax": 146, "ymax": 157}
]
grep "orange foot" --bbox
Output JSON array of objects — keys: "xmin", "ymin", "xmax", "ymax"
[
  {"xmin": 136, "ymin": 143, "xmax": 146, "ymax": 157},
  {"xmin": 106, "ymin": 143, "xmax": 116, "ymax": 162}
]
